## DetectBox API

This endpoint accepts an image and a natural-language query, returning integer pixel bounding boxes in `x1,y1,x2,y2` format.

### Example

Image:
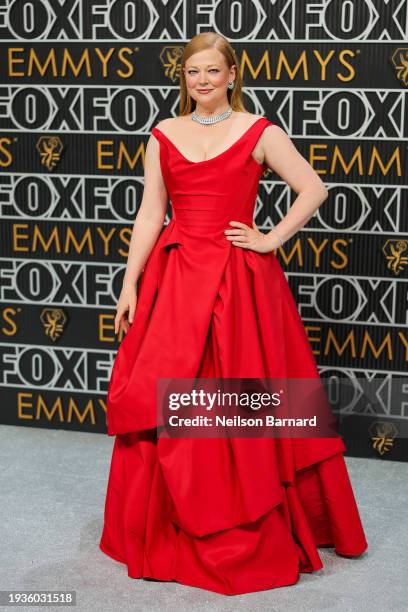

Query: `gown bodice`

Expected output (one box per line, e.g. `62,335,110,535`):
151,116,273,237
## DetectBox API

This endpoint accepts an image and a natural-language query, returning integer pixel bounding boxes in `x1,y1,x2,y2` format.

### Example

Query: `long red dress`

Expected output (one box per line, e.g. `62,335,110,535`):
99,116,368,596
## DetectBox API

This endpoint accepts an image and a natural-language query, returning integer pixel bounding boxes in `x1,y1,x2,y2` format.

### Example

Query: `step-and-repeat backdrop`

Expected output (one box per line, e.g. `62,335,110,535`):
0,1,407,460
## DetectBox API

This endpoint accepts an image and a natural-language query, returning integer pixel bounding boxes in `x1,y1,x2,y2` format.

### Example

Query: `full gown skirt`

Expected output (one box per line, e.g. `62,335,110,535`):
99,117,368,596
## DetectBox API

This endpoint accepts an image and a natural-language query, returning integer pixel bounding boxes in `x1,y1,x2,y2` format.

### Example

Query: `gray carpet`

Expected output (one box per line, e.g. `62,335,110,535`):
0,425,406,612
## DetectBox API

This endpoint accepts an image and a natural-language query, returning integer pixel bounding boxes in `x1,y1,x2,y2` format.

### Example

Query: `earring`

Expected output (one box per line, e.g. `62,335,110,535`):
228,81,235,90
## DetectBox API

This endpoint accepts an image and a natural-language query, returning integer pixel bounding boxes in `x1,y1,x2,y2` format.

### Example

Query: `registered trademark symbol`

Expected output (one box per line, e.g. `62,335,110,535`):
349,238,353,243
134,47,139,52
13,137,17,142
356,49,361,54
17,308,21,312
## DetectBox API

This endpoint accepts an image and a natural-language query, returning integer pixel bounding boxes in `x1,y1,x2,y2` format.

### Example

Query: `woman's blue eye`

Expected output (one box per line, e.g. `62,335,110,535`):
188,69,219,74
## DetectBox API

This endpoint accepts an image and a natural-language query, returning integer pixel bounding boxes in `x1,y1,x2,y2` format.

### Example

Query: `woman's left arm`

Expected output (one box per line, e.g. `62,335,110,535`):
225,125,328,253
261,125,328,247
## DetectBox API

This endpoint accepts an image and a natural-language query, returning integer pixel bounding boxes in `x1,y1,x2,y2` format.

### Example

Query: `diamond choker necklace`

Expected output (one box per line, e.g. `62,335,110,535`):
191,106,233,125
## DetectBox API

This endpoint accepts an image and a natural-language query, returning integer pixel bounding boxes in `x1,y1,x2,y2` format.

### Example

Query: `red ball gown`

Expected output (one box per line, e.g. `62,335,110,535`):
99,116,368,596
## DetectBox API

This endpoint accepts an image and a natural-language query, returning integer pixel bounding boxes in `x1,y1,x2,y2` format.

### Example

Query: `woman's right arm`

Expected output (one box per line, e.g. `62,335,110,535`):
114,131,167,335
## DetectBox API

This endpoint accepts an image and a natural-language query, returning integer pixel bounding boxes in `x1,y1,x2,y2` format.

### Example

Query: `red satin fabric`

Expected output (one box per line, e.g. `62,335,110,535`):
99,117,368,595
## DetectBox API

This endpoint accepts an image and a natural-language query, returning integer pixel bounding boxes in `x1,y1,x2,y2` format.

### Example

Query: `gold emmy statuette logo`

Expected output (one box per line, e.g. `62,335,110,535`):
40,308,67,341
160,46,184,82
369,420,398,456
390,48,408,87
382,239,408,275
36,136,64,170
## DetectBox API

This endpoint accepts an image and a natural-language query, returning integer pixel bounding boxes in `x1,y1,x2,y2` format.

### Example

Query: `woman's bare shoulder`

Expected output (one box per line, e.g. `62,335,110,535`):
154,116,189,135
239,112,263,120
232,111,267,128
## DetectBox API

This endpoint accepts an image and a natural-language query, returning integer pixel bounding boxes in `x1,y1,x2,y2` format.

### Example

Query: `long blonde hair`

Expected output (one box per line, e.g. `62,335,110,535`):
179,32,247,116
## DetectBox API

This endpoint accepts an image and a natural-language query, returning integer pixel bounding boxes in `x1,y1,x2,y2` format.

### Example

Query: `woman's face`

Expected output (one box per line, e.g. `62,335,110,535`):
183,48,236,107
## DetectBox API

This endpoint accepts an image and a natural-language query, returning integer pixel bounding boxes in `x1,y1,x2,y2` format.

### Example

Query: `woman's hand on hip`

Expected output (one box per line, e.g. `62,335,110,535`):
224,221,279,253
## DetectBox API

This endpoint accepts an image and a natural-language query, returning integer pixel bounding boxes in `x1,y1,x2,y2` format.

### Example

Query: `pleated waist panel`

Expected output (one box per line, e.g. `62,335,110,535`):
171,195,254,231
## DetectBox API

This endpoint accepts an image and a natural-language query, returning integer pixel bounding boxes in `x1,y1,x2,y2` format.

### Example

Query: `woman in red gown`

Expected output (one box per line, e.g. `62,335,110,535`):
99,32,368,596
